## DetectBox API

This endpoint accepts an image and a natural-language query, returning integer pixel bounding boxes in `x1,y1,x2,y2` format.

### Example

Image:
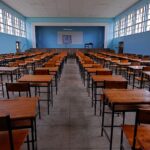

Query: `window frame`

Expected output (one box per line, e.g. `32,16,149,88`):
0,8,26,37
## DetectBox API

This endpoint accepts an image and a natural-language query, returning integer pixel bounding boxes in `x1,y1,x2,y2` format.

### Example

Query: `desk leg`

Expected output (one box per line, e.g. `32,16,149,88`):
119,66,121,75
10,72,13,82
55,73,58,94
83,69,85,86
91,79,93,107
140,72,144,89
51,81,53,106
87,73,90,95
34,118,37,142
101,99,106,136
110,106,115,150
88,75,91,96
47,83,50,114
94,82,97,115
133,70,135,89
31,119,35,150
115,65,117,75
120,112,125,149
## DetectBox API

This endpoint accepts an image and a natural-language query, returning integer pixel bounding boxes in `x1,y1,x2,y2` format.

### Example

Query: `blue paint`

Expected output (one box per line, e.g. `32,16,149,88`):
36,26,104,48
26,17,113,48
0,32,27,54
0,1,27,54
112,0,150,54
112,32,150,55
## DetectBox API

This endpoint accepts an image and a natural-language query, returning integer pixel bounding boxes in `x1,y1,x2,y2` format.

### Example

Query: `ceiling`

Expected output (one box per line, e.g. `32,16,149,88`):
2,0,139,18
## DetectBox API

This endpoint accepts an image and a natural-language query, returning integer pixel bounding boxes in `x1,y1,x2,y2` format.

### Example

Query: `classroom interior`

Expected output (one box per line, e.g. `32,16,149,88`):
0,0,150,150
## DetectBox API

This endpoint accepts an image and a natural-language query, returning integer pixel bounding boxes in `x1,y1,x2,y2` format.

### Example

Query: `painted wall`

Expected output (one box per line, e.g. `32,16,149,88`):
0,1,114,52
112,32,150,55
0,33,27,54
26,17,114,49
112,0,150,55
0,1,28,54
36,26,104,48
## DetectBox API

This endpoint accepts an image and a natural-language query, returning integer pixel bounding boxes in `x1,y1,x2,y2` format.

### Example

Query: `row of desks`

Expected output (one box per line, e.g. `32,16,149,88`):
77,54,150,150
99,52,150,64
102,89,150,150
0,54,67,150
0,97,38,150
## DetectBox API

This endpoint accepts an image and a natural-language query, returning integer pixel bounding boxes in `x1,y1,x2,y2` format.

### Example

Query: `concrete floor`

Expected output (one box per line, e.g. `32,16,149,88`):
29,58,133,150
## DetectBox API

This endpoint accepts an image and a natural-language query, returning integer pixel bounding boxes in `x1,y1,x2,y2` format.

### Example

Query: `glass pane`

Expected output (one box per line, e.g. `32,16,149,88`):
146,20,150,31
0,23,4,32
0,9,2,23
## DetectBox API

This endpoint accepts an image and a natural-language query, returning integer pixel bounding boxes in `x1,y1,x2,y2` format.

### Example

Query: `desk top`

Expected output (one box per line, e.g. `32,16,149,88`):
104,58,111,61
83,64,102,68
110,60,120,63
103,89,150,105
92,75,126,82
82,64,94,68
18,62,28,66
55,62,61,66
116,62,131,66
139,60,150,63
128,66,145,70
85,68,109,73
18,75,53,83
0,67,18,71
0,97,38,119
143,71,150,76
36,67,59,72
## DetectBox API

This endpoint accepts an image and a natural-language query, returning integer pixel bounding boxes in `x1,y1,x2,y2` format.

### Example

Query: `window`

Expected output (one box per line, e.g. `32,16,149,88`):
14,17,20,36
20,20,26,37
114,2,150,38
146,4,150,31
135,7,145,33
4,11,13,34
114,21,119,38
0,9,4,32
120,17,126,36
0,9,26,37
126,13,134,35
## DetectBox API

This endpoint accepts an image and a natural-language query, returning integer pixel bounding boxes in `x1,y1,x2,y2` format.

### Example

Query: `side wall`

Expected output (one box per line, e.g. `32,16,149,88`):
112,0,150,55
0,1,28,54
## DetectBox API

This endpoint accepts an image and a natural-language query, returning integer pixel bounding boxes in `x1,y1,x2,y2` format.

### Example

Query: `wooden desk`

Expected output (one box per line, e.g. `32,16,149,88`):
18,75,53,114
0,97,38,150
25,60,36,71
114,62,131,75
102,89,150,150
85,68,109,73
79,64,94,86
140,71,150,89
0,67,19,82
35,67,59,94
82,64,93,68
85,68,109,95
91,75,127,115
36,67,59,72
128,66,145,88
139,60,150,65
